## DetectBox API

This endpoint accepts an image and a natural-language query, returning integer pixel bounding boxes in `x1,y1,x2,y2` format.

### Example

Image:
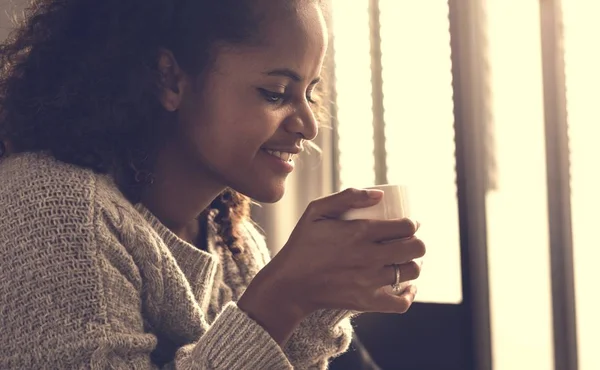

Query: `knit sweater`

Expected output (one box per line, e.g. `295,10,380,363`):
0,153,353,369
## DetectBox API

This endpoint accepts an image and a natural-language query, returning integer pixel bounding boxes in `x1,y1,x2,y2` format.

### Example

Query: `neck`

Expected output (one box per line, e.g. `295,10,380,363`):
139,144,225,242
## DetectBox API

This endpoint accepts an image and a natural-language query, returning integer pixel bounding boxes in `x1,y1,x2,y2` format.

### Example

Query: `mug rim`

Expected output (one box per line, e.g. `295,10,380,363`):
363,184,407,189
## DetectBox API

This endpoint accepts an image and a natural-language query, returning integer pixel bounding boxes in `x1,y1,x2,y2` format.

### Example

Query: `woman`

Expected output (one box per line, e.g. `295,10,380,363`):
0,0,425,368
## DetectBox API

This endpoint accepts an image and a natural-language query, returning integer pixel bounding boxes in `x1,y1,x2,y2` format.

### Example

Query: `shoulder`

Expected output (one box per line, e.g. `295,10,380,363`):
0,152,99,232
0,152,142,247
0,154,160,367
0,152,98,202
0,151,158,301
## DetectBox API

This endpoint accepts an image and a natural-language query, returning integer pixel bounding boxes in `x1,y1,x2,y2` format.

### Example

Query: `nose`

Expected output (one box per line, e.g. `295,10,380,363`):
283,103,319,141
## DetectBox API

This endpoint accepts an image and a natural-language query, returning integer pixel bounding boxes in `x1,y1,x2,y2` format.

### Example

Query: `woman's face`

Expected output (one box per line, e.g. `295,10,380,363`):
168,1,328,203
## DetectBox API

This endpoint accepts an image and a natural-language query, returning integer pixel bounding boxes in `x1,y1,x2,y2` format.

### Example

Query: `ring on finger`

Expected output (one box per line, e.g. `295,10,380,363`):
392,264,401,292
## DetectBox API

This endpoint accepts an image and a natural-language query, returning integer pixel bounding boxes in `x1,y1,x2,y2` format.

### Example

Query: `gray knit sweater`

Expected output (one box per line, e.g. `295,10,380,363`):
0,153,352,369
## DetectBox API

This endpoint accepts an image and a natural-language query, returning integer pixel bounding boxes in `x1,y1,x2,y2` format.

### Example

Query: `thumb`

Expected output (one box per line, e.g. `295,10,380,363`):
306,188,383,220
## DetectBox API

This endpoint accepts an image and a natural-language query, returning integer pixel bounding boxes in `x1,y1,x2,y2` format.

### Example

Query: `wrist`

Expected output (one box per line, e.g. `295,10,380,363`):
238,269,306,346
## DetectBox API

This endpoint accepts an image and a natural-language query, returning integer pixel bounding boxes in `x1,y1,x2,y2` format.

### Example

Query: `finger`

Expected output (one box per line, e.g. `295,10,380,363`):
375,237,426,265
359,218,419,242
371,284,418,314
397,283,418,306
413,257,425,270
305,188,384,220
388,280,414,295
372,261,422,288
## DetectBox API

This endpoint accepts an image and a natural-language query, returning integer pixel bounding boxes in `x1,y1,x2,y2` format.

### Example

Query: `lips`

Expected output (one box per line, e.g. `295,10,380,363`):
263,149,294,162
261,143,303,162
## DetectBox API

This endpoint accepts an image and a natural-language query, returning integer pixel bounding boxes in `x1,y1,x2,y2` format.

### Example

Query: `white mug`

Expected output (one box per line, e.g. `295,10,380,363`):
341,184,410,221
340,184,414,295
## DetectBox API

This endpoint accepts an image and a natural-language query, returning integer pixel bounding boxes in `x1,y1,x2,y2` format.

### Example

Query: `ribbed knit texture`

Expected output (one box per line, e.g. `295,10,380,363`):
0,153,352,369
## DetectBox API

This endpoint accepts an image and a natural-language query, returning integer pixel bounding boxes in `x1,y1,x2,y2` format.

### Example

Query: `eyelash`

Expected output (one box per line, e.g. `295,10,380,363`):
259,89,316,105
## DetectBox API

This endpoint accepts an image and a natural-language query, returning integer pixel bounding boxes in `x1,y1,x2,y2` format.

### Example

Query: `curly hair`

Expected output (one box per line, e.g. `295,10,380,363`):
0,0,308,255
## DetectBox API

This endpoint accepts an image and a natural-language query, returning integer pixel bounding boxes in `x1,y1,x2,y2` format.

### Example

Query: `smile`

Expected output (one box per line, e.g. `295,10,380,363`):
263,149,294,162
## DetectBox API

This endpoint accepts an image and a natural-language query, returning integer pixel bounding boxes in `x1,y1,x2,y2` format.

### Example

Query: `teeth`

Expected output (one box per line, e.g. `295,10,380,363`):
265,149,293,162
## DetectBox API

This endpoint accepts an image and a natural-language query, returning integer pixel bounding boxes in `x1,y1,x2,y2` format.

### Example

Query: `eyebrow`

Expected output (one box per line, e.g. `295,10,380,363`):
264,68,321,85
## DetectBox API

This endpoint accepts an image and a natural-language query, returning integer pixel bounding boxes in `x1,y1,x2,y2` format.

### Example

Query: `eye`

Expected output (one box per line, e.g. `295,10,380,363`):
258,89,286,104
306,85,318,104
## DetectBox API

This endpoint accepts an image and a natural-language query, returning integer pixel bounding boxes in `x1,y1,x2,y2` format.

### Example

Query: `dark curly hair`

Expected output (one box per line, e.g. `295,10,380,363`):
0,0,330,255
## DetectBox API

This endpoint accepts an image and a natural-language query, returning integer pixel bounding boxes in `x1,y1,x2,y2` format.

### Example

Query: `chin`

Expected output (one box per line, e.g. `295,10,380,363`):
251,186,286,204
234,180,287,204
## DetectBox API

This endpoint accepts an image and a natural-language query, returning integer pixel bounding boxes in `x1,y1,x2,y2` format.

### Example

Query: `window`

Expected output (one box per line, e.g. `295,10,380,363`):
328,0,591,369
485,0,554,368
331,0,462,305
253,1,592,368
563,3,600,370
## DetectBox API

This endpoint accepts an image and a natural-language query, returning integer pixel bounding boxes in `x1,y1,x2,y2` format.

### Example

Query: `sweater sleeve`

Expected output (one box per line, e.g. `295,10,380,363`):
168,303,294,369
0,169,292,369
244,221,354,369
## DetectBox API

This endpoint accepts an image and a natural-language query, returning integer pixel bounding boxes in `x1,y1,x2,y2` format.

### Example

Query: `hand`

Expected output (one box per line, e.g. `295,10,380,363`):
239,188,426,344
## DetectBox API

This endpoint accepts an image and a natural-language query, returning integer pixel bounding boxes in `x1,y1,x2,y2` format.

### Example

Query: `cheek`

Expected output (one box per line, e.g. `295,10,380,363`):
173,101,229,168
178,113,258,167
217,102,282,148
177,88,283,166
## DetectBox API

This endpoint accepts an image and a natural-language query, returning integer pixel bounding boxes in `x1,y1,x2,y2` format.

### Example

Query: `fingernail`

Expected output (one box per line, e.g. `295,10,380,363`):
366,189,384,199
408,217,420,229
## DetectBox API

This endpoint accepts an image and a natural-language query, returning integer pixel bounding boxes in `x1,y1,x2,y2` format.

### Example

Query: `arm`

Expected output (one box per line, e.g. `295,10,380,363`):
243,221,354,369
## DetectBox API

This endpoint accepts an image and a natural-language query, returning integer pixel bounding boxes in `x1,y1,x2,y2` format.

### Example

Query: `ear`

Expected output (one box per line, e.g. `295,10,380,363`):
157,48,188,112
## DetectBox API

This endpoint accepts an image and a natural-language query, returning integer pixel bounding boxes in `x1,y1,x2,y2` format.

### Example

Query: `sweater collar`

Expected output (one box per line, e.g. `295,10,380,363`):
133,203,218,311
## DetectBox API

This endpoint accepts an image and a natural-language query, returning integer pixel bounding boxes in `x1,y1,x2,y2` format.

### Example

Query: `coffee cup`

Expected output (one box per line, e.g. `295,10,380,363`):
341,184,415,295
341,184,410,221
